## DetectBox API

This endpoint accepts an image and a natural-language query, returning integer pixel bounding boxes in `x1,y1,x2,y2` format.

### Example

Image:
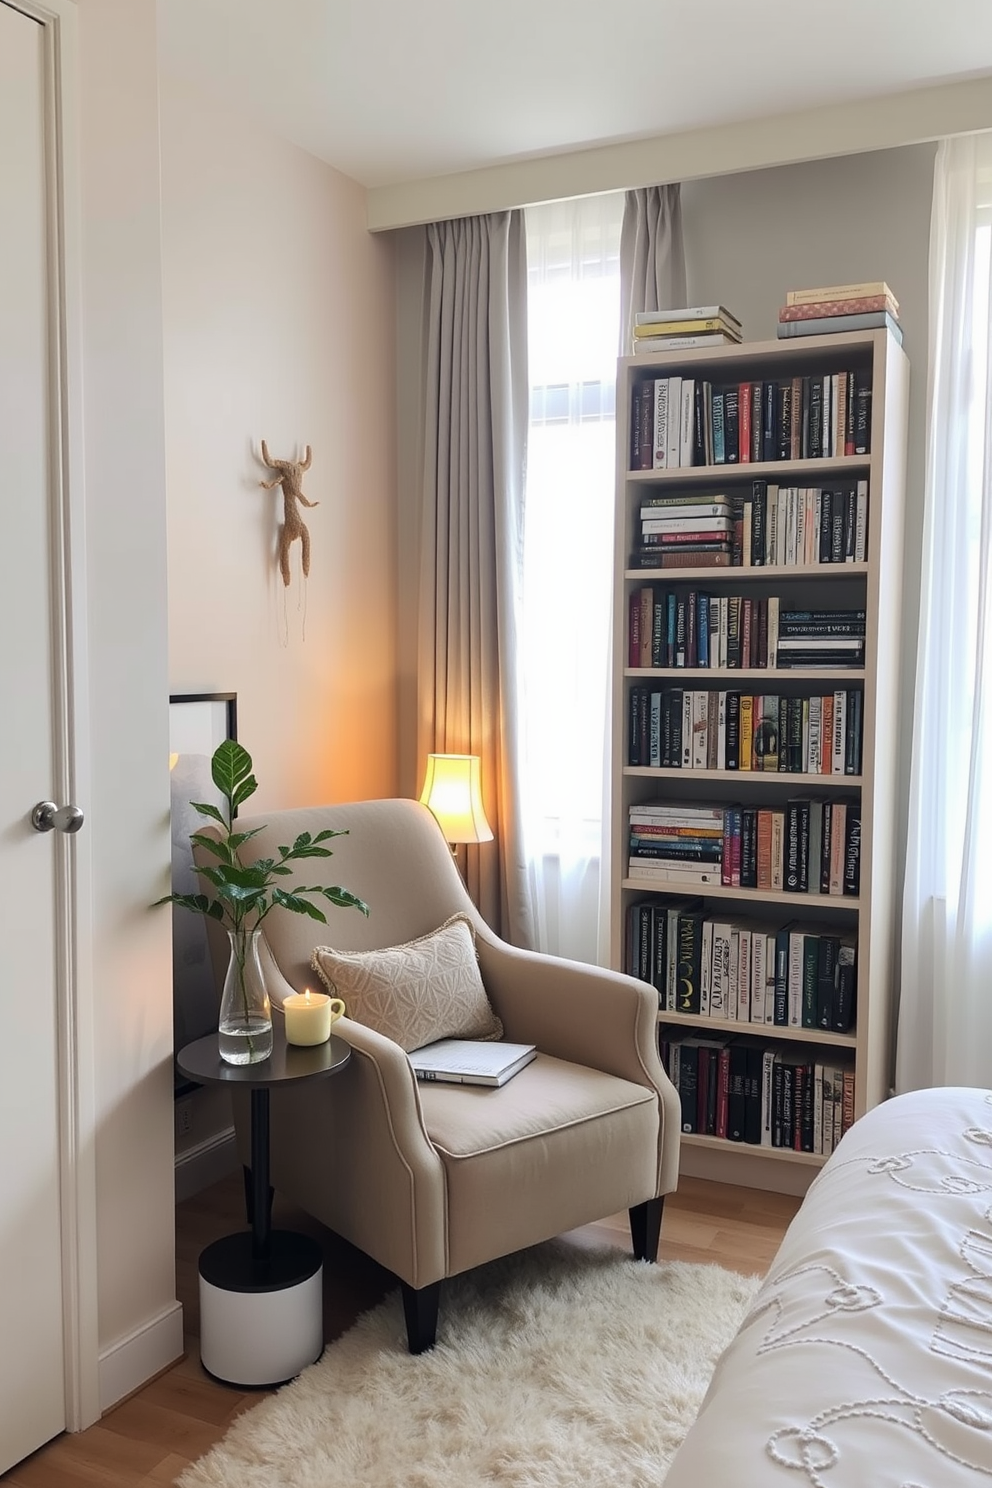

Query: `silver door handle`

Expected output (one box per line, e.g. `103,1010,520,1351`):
31,801,84,834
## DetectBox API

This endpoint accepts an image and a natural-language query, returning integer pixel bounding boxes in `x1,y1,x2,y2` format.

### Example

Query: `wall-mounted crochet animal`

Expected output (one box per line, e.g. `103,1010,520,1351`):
259,440,318,587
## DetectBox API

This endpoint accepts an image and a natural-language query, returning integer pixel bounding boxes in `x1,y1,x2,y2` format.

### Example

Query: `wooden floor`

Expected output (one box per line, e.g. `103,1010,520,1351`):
3,1172,801,1487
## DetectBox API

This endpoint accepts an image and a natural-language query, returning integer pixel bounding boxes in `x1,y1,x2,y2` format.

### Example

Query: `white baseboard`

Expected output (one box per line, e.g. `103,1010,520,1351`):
98,1300,184,1412
175,1126,239,1204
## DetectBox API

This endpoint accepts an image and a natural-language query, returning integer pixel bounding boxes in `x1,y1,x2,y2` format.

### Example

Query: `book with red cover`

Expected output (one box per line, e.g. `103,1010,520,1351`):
628,590,642,667
779,294,897,321
630,548,732,570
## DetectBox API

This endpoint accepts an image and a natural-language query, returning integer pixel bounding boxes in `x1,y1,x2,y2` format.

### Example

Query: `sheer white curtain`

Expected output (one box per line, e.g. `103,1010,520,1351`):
520,193,623,964
896,132,992,1092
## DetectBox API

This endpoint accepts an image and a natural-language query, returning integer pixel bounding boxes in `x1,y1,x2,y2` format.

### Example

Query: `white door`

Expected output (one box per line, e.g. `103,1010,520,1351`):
0,0,68,1469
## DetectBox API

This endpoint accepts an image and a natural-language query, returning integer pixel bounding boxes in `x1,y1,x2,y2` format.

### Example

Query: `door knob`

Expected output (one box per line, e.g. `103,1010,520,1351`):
31,801,85,834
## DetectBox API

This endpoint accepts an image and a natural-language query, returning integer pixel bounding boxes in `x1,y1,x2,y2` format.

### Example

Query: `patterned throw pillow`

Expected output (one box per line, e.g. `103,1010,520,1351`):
310,913,503,1052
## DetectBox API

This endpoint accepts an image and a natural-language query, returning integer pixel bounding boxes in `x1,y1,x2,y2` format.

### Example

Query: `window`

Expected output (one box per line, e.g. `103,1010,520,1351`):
520,193,623,962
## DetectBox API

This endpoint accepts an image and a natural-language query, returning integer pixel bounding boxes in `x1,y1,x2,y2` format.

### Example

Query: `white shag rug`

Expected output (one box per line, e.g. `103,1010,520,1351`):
178,1240,761,1488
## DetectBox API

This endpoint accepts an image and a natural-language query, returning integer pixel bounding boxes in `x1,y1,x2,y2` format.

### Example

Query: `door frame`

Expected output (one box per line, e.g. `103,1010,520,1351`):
8,0,100,1431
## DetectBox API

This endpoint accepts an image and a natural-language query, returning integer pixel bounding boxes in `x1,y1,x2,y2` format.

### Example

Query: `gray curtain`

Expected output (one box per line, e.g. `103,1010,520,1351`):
418,212,535,948
619,185,687,350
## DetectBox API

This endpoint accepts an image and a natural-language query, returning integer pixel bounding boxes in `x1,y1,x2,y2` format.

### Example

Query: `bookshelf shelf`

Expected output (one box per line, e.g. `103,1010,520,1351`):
611,327,909,1189
621,879,860,910
624,563,869,581
679,1132,826,1166
625,668,867,683
656,1011,857,1048
626,453,870,486
622,767,862,786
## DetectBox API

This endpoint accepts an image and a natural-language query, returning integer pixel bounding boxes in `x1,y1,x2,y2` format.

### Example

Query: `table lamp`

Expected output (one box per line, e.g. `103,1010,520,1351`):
419,753,494,850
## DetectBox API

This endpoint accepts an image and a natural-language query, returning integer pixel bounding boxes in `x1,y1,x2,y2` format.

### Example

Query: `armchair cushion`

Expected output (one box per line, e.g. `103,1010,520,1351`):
311,912,503,1052
418,1053,660,1276
420,1053,656,1158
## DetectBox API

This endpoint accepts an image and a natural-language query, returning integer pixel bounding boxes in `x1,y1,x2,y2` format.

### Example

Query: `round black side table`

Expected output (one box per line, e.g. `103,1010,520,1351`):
176,1027,350,1387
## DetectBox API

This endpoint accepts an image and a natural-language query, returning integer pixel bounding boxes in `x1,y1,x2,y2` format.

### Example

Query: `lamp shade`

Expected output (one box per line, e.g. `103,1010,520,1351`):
419,754,494,844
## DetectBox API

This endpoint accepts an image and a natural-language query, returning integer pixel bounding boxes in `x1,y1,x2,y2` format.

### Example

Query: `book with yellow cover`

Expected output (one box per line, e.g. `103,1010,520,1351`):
633,333,738,353
739,696,754,771
634,317,740,338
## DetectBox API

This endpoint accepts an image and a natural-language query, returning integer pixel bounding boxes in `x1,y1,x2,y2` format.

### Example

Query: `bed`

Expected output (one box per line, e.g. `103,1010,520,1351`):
663,1085,992,1486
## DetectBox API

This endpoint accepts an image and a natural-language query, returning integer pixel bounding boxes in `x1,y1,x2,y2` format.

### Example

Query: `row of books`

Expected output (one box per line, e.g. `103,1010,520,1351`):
627,687,864,775
660,1030,856,1153
627,898,856,1030
630,370,872,471
628,591,866,671
632,304,742,355
627,798,862,896
632,482,869,573
777,281,903,345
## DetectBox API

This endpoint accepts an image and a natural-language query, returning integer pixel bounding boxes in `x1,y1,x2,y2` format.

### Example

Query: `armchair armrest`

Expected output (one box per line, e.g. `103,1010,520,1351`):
476,932,660,1082
476,931,681,1196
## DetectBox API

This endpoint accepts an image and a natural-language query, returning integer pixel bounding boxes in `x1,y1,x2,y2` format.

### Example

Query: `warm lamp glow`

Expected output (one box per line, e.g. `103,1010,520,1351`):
419,754,494,845
169,752,180,771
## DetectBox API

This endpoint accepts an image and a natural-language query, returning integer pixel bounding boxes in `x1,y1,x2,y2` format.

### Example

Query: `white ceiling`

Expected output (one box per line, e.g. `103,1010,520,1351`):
157,0,992,190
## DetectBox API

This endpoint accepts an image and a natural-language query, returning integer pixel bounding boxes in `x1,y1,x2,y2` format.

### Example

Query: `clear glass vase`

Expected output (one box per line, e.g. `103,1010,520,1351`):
218,927,272,1065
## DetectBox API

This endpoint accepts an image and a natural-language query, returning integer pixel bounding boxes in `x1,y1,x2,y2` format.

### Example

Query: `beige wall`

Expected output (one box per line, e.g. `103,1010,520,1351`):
77,0,179,1397
681,142,936,875
160,78,399,814
69,13,403,1408
393,226,428,800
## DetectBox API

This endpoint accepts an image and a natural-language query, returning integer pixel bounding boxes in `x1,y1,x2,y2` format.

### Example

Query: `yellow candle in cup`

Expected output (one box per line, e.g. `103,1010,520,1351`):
283,988,345,1046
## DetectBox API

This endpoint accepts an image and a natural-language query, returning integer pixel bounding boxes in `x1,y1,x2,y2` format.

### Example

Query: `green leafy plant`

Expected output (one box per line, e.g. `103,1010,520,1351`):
156,738,370,931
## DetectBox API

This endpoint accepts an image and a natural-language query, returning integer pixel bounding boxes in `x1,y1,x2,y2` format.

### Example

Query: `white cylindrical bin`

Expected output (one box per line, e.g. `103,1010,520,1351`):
198,1231,323,1387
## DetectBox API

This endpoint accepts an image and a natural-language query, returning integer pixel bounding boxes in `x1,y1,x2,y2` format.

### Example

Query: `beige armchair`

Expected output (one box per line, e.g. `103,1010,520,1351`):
202,798,681,1352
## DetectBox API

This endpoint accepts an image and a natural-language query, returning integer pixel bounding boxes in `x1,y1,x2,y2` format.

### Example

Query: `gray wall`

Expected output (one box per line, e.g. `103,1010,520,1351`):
682,141,935,933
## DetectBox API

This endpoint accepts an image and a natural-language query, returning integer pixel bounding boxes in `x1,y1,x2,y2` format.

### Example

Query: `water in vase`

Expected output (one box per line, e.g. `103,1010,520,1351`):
218,1017,273,1065
218,927,272,1064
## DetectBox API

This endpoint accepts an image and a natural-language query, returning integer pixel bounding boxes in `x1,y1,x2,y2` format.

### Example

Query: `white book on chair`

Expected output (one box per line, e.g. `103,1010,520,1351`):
408,1039,537,1087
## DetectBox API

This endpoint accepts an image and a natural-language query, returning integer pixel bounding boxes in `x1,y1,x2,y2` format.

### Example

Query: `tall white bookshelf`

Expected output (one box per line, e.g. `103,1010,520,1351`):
610,328,909,1194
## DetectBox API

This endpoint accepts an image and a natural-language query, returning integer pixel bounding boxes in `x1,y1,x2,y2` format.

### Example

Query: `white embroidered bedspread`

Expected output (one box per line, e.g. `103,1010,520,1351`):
663,1086,992,1486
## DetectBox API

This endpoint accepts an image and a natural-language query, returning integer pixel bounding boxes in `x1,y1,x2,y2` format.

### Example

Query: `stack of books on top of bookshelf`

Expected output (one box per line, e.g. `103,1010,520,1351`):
633,304,742,355
777,282,902,345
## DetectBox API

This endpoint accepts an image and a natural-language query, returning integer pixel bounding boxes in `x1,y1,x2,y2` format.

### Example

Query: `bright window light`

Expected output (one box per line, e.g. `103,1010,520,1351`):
519,193,623,960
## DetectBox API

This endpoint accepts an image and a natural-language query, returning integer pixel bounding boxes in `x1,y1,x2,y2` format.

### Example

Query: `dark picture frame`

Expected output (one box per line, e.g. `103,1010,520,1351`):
169,693,238,1086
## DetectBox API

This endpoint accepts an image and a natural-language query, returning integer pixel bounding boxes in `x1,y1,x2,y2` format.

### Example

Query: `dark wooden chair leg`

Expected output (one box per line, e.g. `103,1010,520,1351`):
400,1280,442,1354
242,1164,274,1228
629,1195,665,1262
